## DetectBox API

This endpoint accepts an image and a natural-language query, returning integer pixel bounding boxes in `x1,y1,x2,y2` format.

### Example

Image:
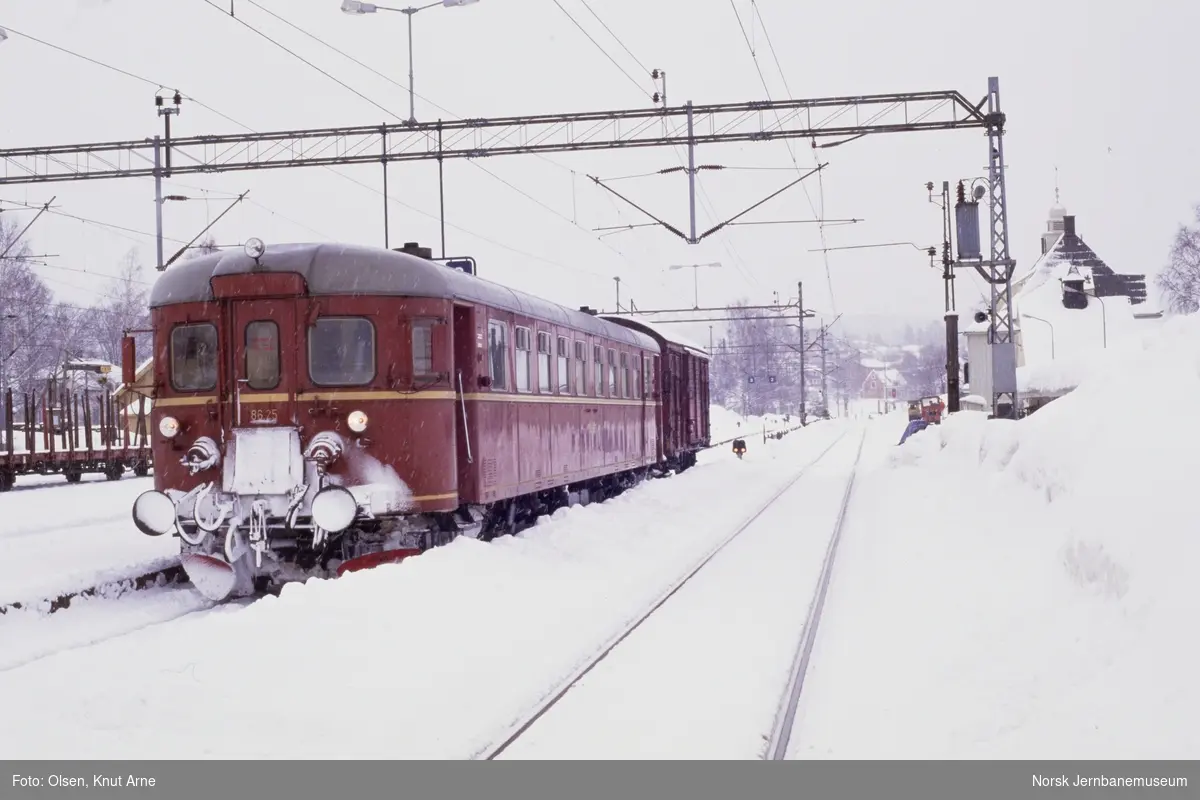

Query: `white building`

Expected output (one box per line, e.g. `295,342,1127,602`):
963,198,1162,414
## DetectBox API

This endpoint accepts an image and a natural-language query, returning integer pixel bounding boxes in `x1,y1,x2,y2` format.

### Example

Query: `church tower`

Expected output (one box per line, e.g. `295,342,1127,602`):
1042,178,1067,255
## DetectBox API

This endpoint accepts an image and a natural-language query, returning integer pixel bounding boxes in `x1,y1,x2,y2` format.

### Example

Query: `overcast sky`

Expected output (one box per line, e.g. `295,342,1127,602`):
1,0,1197,345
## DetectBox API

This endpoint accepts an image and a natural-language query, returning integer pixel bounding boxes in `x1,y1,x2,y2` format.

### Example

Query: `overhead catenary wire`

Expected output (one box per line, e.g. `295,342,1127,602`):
200,0,640,276
5,18,615,281
0,29,342,250
730,0,837,308
549,0,763,291
550,0,648,97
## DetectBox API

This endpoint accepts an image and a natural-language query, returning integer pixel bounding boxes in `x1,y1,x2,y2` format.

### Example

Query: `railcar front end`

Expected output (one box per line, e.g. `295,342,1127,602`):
127,247,466,602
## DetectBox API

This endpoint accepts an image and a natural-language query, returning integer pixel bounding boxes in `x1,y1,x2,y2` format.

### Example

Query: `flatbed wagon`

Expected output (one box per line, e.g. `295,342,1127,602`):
0,385,153,491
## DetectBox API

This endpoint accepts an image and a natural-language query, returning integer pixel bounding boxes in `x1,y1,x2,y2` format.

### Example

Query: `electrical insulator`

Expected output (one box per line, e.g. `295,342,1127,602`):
155,95,163,107
173,91,182,106
652,92,660,103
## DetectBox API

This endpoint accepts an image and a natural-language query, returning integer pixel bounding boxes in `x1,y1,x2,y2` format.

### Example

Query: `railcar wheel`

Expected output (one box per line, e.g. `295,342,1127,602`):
0,471,13,492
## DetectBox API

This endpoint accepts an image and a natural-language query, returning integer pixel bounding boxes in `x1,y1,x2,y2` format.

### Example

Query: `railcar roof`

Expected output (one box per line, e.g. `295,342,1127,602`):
150,242,659,351
598,315,710,360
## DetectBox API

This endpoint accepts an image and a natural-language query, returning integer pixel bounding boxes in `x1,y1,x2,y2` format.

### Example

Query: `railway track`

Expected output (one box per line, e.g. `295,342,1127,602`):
473,425,864,760
5,421,803,621
0,564,187,617
764,429,866,760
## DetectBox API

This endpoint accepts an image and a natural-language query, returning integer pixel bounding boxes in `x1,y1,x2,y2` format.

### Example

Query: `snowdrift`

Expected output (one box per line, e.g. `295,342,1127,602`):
709,405,792,443
797,313,1200,758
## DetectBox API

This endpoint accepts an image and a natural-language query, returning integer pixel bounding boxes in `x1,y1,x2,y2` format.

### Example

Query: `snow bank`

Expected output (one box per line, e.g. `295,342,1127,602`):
0,476,180,605
708,405,792,443
793,314,1200,758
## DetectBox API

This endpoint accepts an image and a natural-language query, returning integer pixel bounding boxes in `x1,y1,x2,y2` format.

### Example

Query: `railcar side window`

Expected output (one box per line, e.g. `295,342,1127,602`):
537,331,552,393
245,320,280,390
308,317,376,386
608,348,618,396
574,341,586,395
593,344,603,396
514,326,531,392
557,336,570,394
488,320,509,390
412,320,434,378
620,352,630,399
170,323,218,392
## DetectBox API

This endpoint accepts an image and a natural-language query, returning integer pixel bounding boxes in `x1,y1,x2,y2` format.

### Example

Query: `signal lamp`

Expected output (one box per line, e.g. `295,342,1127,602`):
159,415,181,438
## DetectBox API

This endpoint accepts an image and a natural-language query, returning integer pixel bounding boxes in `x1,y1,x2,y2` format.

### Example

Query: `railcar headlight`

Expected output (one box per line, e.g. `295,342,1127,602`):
311,485,358,533
347,410,369,433
159,415,181,438
132,490,176,537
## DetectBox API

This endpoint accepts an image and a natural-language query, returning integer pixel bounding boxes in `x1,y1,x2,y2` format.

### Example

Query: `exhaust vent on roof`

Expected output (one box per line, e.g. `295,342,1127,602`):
394,242,433,260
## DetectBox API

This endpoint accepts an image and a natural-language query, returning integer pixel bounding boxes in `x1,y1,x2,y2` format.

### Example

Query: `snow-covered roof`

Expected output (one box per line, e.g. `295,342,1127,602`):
113,356,155,397
597,315,709,358
966,209,1162,400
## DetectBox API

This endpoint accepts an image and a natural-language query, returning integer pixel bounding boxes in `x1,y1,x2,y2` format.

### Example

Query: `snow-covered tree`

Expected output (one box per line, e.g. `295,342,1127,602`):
1157,206,1200,314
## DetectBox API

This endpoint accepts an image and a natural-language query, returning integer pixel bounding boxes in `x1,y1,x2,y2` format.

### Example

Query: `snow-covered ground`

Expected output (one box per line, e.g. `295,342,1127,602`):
0,474,180,606
4,336,1196,761
791,313,1200,758
0,419,846,758
1,405,781,608
495,425,869,759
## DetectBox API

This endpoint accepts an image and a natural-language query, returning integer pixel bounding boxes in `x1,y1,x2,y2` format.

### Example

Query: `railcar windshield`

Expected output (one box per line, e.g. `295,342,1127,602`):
170,323,218,392
308,317,376,386
245,320,280,390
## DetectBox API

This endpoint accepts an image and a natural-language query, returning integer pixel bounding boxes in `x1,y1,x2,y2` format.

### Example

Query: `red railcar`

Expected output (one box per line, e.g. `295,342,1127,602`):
128,240,710,600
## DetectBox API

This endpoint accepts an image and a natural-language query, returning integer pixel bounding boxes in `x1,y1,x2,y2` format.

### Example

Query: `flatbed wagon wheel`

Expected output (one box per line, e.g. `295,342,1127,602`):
65,468,82,484
105,463,124,481
134,462,149,478
0,471,13,492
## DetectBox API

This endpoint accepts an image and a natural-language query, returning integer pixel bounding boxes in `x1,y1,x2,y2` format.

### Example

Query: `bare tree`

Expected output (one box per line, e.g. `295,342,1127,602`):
1157,205,1200,314
0,216,58,399
710,300,807,417
88,248,151,367
910,343,948,396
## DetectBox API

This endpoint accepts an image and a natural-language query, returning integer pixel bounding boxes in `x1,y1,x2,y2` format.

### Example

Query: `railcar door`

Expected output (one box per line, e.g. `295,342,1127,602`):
229,300,297,429
452,304,478,499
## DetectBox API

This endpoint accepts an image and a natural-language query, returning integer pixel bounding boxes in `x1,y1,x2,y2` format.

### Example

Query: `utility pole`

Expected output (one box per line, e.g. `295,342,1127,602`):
797,281,806,425
154,91,182,271
937,180,961,412
819,323,829,418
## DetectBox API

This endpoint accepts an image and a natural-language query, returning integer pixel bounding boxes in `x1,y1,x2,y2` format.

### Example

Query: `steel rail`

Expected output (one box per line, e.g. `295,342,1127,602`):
764,428,868,759
473,427,852,760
